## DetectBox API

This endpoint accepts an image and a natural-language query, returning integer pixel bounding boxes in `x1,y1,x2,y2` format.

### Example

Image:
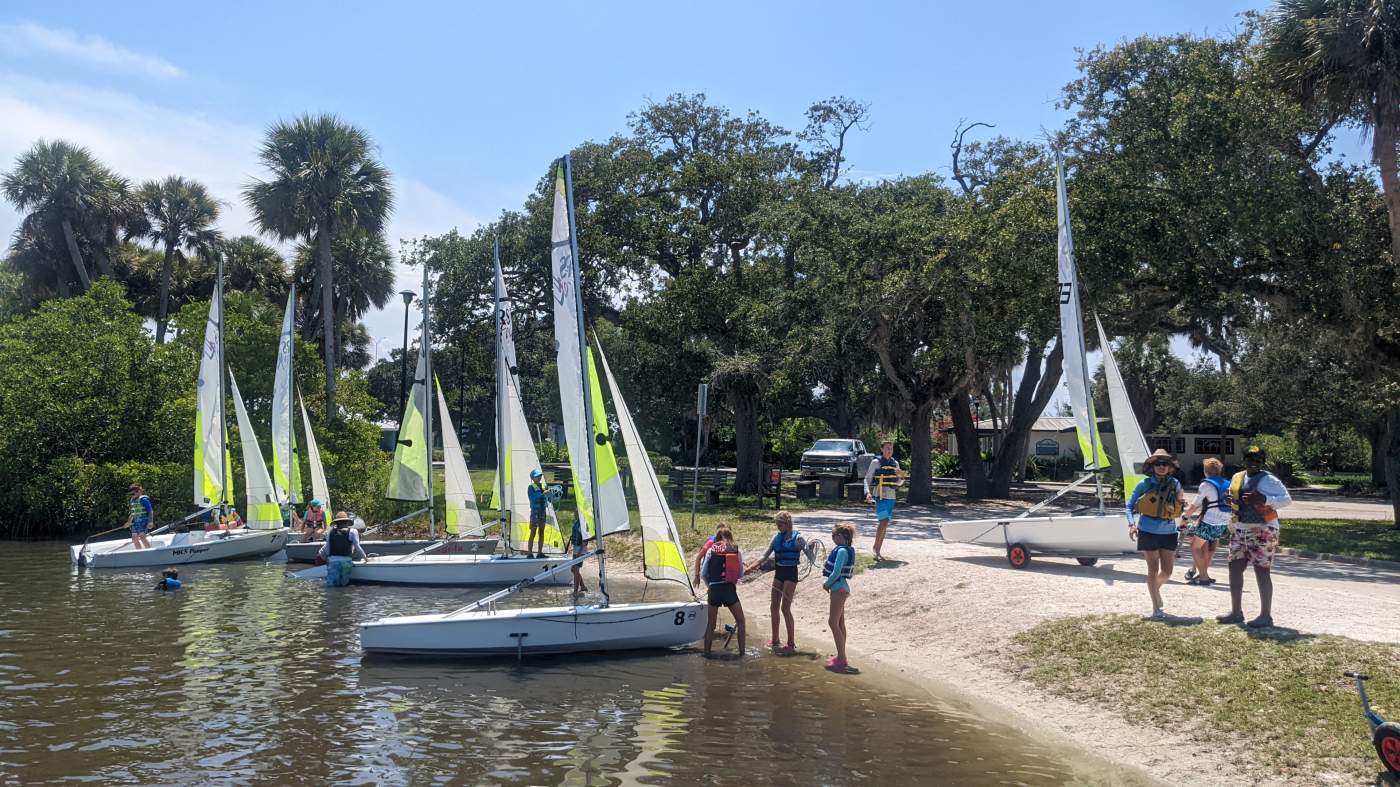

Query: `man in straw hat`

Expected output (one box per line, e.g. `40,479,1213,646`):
1126,448,1186,621
317,511,367,587
1217,446,1292,629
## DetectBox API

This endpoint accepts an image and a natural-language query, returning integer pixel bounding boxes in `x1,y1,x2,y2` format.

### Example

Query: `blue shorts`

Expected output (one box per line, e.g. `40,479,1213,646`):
875,498,896,521
131,520,150,535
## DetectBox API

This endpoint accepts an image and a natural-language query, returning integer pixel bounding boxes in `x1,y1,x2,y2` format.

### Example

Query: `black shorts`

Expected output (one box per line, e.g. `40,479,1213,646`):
707,583,740,607
1137,530,1179,552
773,564,799,583
529,509,546,530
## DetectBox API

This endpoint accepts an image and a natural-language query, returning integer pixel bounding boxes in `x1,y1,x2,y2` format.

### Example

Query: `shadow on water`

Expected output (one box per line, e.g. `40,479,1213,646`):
0,541,1082,785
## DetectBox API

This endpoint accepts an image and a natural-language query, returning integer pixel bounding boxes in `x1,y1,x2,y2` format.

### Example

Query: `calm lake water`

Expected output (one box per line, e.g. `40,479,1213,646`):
0,541,1078,785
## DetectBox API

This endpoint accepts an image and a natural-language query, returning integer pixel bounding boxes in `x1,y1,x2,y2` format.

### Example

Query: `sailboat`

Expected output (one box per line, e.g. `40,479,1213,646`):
940,155,1138,567
72,255,289,568
359,156,704,655
287,263,571,586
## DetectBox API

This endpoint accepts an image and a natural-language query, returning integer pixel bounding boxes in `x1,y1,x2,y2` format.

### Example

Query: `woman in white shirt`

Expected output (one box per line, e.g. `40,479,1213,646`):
1182,457,1231,586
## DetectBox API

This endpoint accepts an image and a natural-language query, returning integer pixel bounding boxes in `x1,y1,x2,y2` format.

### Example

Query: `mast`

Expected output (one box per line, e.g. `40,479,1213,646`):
287,285,297,506
563,154,609,607
493,236,509,545
216,250,229,522
1057,153,1105,514
422,262,436,537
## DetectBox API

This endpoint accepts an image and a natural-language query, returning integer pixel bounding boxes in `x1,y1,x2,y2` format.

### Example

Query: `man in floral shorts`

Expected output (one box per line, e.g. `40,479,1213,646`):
1216,446,1292,629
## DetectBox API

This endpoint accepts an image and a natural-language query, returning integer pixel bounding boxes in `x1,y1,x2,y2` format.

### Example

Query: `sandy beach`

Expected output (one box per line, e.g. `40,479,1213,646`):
725,498,1400,786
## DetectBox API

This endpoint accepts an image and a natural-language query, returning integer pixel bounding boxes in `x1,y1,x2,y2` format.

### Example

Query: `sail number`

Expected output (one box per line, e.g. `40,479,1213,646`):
673,610,687,626
1058,282,1073,305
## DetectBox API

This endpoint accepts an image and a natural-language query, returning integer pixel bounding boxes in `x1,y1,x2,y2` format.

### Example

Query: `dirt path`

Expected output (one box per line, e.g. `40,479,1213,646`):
728,498,1400,786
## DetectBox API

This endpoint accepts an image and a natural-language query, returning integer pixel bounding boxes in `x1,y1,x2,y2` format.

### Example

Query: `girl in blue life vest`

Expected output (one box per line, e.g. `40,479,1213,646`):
822,522,856,672
155,567,181,591
1182,457,1232,586
692,525,746,658
754,511,806,652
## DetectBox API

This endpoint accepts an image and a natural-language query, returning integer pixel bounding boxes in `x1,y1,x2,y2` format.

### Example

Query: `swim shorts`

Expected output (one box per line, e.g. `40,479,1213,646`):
1228,526,1278,568
1136,530,1178,552
875,497,896,521
774,564,799,583
707,583,740,607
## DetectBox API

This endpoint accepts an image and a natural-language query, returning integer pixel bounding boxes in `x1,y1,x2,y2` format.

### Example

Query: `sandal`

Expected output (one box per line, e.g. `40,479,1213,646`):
1184,568,1197,581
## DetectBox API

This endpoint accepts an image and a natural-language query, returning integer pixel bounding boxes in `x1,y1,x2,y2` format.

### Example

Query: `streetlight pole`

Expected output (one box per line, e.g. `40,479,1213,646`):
397,289,416,423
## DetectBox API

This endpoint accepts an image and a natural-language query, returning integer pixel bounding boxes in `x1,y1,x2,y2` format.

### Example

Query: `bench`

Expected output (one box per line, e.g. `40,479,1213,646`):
669,467,731,506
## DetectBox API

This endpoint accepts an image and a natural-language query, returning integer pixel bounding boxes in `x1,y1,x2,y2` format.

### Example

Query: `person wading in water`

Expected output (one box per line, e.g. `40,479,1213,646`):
1217,446,1292,629
862,441,901,561
317,512,367,587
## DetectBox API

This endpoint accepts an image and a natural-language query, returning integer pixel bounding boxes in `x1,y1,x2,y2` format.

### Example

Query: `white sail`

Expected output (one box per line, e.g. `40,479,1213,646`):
194,272,231,508
1055,155,1108,470
596,341,691,589
550,163,628,539
1096,315,1150,496
298,391,330,511
436,378,484,536
228,371,281,529
386,343,431,502
271,289,299,504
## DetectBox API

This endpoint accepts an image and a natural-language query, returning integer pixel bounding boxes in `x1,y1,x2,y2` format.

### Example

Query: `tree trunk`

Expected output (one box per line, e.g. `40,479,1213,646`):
155,243,175,344
730,388,763,493
1368,415,1389,488
949,390,989,498
60,219,92,292
93,245,114,278
1386,405,1400,529
1374,119,1400,269
907,400,934,504
317,220,337,417
989,340,1065,497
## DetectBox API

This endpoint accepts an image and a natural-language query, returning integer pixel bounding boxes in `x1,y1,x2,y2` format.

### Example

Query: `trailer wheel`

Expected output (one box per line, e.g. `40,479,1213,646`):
1076,557,1099,567
1376,722,1400,777
1007,543,1031,569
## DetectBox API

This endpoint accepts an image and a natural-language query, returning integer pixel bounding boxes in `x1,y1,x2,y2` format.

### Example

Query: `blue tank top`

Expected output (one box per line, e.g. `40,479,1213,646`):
771,531,802,567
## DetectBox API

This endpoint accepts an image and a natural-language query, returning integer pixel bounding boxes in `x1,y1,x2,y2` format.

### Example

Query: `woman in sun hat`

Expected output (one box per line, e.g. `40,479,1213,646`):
1126,448,1186,621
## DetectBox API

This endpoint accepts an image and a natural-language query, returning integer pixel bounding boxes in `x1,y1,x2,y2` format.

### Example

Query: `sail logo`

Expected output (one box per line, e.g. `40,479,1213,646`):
498,307,513,342
554,254,575,307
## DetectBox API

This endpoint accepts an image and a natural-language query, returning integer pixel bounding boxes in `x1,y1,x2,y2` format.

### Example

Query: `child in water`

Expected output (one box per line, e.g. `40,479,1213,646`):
694,525,746,658
155,567,181,591
822,523,856,672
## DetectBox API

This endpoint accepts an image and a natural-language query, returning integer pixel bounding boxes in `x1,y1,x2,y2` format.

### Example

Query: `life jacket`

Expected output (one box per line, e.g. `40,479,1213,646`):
157,577,181,591
328,526,354,557
1134,478,1183,520
129,496,151,526
1230,471,1279,526
704,542,742,584
872,456,899,488
1199,476,1232,514
823,544,855,580
772,531,803,567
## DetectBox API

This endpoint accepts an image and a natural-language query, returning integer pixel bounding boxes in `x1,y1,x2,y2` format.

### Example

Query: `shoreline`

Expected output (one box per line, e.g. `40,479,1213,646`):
719,499,1400,786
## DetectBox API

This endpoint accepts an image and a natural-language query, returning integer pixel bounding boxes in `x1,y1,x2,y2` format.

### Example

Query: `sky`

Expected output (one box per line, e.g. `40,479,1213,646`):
0,0,1307,375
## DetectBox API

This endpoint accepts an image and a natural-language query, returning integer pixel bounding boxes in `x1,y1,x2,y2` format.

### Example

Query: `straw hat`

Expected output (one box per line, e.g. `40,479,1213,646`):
1143,448,1179,469
331,510,354,526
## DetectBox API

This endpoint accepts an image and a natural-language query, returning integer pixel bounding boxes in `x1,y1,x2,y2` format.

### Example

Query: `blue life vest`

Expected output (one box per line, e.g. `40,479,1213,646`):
130,495,152,527
157,577,181,591
1200,476,1232,513
823,544,855,580
772,531,803,567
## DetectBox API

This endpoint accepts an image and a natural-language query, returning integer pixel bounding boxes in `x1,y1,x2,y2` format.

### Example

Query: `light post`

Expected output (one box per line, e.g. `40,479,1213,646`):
398,290,416,422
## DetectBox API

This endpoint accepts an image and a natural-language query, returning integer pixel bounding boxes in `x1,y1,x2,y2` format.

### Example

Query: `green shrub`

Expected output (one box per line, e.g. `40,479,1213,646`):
1251,433,1301,483
932,451,961,478
648,451,674,474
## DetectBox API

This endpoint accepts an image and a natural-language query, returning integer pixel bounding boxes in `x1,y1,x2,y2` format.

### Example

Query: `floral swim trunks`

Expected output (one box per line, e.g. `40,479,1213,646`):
1228,526,1279,568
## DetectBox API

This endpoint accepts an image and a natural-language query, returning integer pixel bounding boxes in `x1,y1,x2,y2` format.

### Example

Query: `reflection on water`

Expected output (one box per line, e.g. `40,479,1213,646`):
0,542,1075,785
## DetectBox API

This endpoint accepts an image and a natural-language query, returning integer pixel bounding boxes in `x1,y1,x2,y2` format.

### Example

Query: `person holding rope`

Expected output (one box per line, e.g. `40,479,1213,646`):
752,511,806,653
125,483,153,550
863,441,900,561
527,469,550,558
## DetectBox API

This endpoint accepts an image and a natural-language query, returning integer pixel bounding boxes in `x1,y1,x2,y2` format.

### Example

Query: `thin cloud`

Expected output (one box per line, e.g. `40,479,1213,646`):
0,21,183,80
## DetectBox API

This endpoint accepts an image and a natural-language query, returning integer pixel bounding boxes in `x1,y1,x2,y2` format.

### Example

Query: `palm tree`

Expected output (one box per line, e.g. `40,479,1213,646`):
244,114,394,416
294,228,394,368
135,176,222,343
1,140,128,295
1262,1,1400,262
217,235,290,304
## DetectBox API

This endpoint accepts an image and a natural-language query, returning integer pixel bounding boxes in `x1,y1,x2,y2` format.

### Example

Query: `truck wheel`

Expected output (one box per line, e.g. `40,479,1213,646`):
1376,722,1400,777
1007,543,1031,569
1076,557,1099,567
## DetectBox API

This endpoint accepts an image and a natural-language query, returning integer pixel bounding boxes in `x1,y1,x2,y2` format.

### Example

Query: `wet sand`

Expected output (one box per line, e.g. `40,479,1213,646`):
725,498,1400,787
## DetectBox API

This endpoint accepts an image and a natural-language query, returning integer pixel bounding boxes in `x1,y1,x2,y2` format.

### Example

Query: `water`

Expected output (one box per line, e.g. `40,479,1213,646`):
0,541,1077,785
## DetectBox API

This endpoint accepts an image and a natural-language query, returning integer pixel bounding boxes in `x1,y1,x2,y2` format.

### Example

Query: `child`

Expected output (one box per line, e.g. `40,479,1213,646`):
693,525,746,657
822,522,856,672
155,567,181,591
527,469,549,558
569,517,590,597
754,511,805,652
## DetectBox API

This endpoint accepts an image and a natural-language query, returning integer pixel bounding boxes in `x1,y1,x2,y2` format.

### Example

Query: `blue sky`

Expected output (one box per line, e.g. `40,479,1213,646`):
0,0,1288,366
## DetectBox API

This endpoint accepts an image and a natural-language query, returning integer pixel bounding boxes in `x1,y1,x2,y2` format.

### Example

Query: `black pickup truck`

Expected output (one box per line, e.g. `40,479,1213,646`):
799,439,875,480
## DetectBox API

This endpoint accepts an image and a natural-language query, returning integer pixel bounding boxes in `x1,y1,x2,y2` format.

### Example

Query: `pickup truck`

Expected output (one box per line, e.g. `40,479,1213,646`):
799,439,875,480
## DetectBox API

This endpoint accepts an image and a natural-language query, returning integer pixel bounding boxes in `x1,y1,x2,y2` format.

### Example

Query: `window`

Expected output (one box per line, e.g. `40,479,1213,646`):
1149,437,1173,452
1035,439,1059,457
1225,438,1235,455
1195,437,1222,455
1175,438,1186,454
856,441,865,453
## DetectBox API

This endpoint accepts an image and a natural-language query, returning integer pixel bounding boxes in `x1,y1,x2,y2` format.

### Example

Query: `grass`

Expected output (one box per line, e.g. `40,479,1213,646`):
1012,615,1400,784
1285,518,1400,563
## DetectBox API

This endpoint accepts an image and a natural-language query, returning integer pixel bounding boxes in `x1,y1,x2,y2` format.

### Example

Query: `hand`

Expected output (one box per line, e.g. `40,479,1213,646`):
865,494,873,504
1242,490,1266,506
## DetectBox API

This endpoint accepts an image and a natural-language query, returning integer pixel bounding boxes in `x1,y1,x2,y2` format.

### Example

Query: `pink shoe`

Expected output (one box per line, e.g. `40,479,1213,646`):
767,639,780,648
825,657,849,672
782,642,796,653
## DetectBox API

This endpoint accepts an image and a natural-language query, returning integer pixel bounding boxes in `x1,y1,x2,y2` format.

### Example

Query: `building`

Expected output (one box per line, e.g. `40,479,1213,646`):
945,417,1248,479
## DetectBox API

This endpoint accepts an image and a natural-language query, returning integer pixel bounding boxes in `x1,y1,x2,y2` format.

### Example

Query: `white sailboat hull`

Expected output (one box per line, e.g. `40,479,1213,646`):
282,537,499,564
360,600,707,656
939,514,1137,556
72,528,289,569
290,554,572,586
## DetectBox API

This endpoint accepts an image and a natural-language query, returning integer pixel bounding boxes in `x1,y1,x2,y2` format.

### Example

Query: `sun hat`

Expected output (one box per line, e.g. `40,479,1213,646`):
1142,448,1179,469
332,510,353,525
